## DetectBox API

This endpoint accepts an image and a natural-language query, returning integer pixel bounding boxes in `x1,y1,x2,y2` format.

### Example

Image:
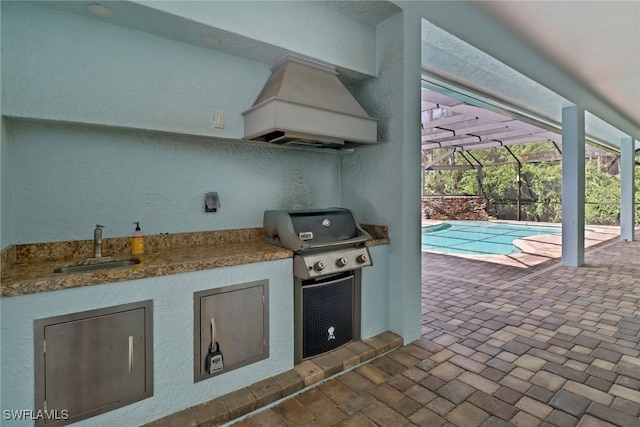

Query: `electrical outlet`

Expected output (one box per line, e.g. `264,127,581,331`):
213,111,224,129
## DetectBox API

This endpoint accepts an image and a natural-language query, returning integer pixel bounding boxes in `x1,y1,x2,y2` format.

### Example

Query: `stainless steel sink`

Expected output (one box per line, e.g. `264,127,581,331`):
53,258,141,274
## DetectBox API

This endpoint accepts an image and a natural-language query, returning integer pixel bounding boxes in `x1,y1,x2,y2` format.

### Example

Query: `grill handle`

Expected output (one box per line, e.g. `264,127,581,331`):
301,235,371,250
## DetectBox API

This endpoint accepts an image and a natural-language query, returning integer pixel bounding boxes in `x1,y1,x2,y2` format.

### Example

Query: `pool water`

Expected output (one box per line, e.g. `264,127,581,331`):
422,221,562,255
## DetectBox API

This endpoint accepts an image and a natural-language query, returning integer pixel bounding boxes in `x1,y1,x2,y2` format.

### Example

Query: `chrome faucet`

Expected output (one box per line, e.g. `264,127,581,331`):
93,224,104,258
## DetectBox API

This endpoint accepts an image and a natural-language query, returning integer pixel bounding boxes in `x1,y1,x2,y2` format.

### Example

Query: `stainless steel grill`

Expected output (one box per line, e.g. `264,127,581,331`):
263,208,372,279
263,208,373,363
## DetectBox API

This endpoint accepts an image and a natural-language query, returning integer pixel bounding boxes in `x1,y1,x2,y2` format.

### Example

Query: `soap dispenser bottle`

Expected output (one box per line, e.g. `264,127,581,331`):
131,222,145,256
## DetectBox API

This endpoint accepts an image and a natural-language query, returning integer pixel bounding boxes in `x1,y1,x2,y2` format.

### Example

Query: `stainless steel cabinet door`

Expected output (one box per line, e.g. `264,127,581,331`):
35,300,153,426
194,280,269,382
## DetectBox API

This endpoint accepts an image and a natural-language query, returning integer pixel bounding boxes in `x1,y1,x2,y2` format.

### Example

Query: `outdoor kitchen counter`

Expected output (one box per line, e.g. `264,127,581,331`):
1,239,293,298
1,225,389,298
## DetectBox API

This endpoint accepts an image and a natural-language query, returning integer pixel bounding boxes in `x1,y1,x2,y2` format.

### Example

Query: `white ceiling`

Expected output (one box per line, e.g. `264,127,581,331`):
333,0,639,130
334,0,638,150
471,1,639,130
416,1,639,152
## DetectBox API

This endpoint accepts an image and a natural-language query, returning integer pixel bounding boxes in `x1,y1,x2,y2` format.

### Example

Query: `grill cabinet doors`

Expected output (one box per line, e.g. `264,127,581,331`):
302,274,354,358
295,271,360,364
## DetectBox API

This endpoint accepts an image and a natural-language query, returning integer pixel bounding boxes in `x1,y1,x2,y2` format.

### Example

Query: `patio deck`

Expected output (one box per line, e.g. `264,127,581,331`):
232,231,640,427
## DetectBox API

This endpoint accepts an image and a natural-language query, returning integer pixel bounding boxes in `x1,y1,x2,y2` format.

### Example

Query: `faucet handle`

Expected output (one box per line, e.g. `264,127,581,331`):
95,224,104,229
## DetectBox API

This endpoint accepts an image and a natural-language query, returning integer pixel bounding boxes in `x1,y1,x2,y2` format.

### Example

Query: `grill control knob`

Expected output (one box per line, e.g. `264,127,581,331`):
336,257,348,267
313,261,326,272
356,254,368,264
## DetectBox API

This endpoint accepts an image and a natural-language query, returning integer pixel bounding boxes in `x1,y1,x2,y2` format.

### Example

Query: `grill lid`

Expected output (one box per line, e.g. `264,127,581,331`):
263,208,371,252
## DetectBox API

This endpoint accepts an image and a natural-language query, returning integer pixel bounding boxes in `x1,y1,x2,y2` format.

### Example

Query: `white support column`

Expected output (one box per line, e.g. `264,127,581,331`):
620,137,635,242
561,106,585,266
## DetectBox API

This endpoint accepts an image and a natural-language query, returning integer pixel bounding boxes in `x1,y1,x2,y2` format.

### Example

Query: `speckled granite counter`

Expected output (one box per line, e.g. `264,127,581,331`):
1,225,389,298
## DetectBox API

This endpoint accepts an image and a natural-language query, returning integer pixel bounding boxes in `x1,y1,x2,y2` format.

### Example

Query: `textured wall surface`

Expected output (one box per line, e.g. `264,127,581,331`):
6,120,339,243
0,260,293,426
340,12,423,344
360,244,390,338
1,118,9,246
0,3,394,424
142,1,378,76
1,2,268,139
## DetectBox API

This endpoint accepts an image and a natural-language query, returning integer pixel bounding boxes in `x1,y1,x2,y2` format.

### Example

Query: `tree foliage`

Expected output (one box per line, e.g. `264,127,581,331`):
423,141,638,225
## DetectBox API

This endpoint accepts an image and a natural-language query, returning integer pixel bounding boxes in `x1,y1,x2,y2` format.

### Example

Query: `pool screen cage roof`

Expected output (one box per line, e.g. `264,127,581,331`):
421,84,618,174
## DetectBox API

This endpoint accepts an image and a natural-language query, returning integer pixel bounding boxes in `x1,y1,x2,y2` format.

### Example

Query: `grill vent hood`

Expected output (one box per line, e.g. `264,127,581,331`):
242,56,378,149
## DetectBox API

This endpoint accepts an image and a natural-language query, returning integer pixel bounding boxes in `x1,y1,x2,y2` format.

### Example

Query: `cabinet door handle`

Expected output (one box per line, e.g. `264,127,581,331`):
128,336,134,373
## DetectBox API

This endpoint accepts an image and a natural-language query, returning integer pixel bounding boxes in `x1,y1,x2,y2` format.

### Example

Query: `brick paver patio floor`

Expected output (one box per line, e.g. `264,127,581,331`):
233,237,640,427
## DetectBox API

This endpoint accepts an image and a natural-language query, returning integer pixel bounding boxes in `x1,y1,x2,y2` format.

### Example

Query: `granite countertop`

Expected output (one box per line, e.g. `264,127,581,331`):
1,225,389,298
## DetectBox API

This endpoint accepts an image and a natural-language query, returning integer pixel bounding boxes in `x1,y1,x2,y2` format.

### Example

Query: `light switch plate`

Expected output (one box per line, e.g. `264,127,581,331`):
213,111,224,129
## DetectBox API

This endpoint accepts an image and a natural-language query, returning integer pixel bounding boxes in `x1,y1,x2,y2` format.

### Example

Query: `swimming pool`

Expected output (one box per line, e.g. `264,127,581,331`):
422,221,562,255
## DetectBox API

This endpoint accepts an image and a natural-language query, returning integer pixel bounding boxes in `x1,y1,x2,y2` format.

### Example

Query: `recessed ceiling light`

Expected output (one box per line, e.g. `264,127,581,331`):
87,4,112,18
200,35,221,47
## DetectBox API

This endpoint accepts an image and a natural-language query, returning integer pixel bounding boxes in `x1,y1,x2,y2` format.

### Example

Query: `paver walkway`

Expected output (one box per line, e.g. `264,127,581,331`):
232,237,640,427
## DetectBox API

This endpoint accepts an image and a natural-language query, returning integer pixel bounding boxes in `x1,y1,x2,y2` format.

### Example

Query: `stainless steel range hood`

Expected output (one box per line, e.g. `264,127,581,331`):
242,56,378,149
